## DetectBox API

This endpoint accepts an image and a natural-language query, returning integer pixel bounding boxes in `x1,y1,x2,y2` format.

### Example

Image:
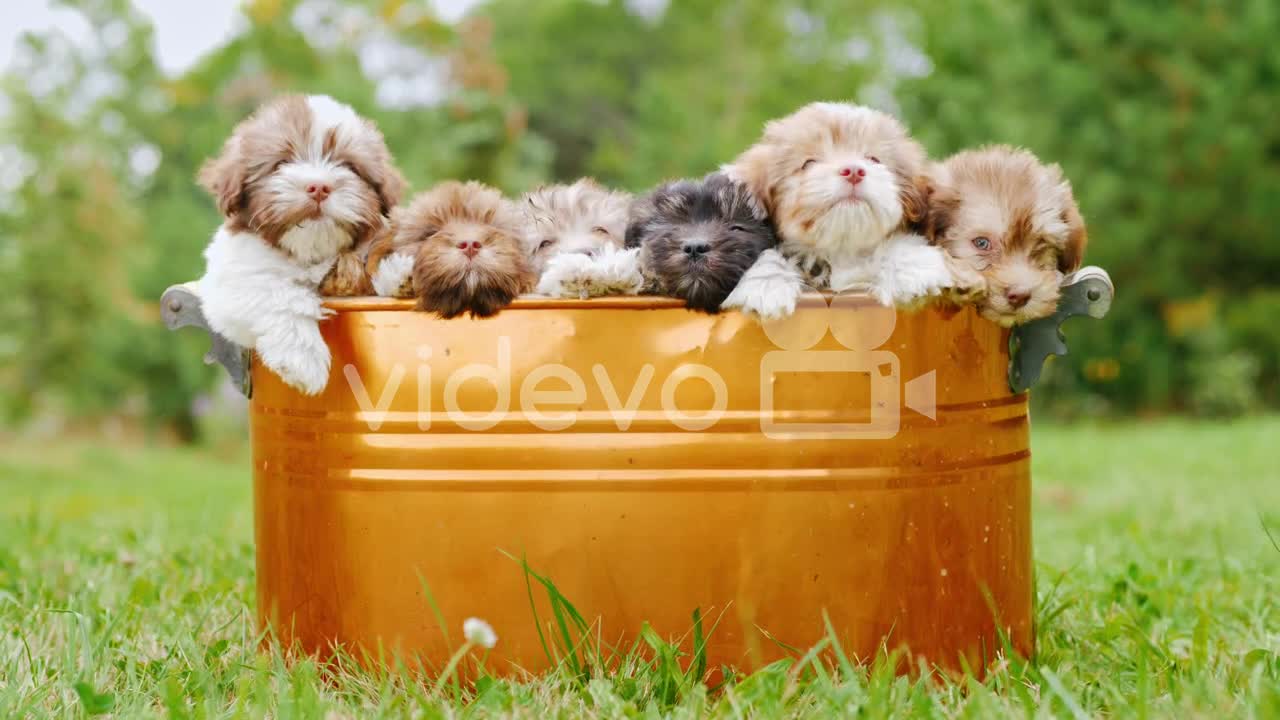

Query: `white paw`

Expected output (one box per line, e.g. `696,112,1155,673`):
944,259,987,304
371,251,415,298
828,261,877,294
536,248,643,299
536,253,596,298
723,251,805,321
270,349,331,396
873,235,954,308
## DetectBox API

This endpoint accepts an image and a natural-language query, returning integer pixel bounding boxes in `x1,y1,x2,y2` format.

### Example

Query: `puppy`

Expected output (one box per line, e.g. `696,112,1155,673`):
927,145,1087,326
197,94,404,395
368,181,534,318
626,172,778,313
722,102,960,320
519,179,642,299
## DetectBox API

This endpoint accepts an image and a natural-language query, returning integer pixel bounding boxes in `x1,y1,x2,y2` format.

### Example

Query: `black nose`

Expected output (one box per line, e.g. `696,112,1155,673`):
683,243,710,257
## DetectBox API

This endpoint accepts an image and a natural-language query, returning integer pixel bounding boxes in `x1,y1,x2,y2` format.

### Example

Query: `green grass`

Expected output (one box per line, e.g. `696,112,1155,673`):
2,419,1279,718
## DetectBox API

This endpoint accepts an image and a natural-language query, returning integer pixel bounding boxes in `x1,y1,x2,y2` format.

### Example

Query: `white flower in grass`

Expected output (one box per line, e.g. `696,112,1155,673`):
463,617,497,649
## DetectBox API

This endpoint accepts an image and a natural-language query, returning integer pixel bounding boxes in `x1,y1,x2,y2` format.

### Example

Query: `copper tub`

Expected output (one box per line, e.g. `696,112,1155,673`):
248,294,1032,674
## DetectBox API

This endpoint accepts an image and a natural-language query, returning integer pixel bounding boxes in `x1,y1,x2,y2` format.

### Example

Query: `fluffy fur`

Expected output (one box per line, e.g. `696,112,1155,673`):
367,181,534,318
318,225,383,297
196,94,404,395
518,179,643,298
535,245,645,299
626,173,778,313
721,102,960,319
928,145,1087,326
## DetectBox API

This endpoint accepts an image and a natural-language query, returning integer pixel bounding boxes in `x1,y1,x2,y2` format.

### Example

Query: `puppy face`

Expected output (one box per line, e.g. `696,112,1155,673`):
198,94,405,262
929,146,1087,326
725,102,928,263
393,181,533,318
520,179,632,275
626,173,777,313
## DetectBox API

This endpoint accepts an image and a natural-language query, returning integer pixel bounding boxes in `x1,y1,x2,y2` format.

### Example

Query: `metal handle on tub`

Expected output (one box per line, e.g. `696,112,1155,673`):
160,283,253,398
1008,266,1114,394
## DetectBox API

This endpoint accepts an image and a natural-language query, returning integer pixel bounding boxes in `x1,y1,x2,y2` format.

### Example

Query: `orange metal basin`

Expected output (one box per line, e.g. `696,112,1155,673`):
251,295,1031,674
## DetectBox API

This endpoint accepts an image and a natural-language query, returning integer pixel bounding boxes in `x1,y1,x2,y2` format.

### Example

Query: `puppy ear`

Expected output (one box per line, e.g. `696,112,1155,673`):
624,218,646,249
1059,201,1087,273
923,181,961,245
898,174,933,232
374,165,406,216
197,137,247,217
358,131,407,216
364,220,399,276
1050,167,1087,273
724,143,777,216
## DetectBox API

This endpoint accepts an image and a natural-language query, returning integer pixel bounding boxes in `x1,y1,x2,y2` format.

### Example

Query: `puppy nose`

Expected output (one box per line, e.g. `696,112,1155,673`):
683,242,710,257
839,166,866,185
305,183,331,202
1005,289,1031,308
457,241,482,258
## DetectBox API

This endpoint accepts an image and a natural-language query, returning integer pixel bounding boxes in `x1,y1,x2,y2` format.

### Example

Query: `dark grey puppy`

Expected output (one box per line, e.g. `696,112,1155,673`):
625,173,778,313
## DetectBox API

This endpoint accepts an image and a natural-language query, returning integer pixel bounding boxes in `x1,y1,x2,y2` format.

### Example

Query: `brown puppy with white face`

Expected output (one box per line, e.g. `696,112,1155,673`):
928,146,1087,326
196,94,403,395
368,181,534,318
722,102,957,319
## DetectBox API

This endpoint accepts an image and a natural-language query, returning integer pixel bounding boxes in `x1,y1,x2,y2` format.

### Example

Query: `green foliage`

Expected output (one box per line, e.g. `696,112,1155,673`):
901,0,1280,414
2,0,1278,433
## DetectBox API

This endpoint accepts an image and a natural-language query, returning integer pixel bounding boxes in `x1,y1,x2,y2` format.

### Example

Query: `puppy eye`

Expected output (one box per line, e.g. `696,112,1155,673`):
972,236,992,251
538,239,555,250
867,156,881,164
591,226,610,237
801,159,817,171
729,224,748,233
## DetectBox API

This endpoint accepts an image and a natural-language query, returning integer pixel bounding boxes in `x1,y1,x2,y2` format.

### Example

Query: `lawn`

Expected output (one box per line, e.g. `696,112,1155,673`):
1,419,1278,718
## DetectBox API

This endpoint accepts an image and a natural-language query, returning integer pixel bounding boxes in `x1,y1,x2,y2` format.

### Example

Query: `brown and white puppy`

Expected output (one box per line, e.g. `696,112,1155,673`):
928,145,1087,326
368,181,534,318
520,179,643,298
197,94,404,395
722,102,959,319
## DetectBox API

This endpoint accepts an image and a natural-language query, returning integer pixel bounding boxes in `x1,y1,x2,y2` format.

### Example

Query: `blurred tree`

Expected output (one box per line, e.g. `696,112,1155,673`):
901,0,1280,414
0,0,551,440
483,0,906,188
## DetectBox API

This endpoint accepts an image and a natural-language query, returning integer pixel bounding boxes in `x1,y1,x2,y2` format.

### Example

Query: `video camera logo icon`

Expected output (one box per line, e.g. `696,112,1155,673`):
759,294,936,440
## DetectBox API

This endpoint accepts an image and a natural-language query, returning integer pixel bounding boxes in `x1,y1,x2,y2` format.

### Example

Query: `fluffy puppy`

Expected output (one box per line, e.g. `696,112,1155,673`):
520,179,643,298
197,94,404,395
722,102,959,319
626,172,778,313
927,145,1088,326
368,181,534,318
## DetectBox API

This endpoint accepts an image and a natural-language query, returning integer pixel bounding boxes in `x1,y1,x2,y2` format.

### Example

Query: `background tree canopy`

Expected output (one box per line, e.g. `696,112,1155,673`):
2,0,1277,439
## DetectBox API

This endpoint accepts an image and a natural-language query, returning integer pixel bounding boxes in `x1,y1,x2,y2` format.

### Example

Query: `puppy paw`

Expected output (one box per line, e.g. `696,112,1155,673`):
942,257,987,305
874,235,955,308
282,356,331,395
257,319,332,395
536,253,597,298
723,250,805,321
536,248,643,299
371,251,416,298
828,261,877,295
